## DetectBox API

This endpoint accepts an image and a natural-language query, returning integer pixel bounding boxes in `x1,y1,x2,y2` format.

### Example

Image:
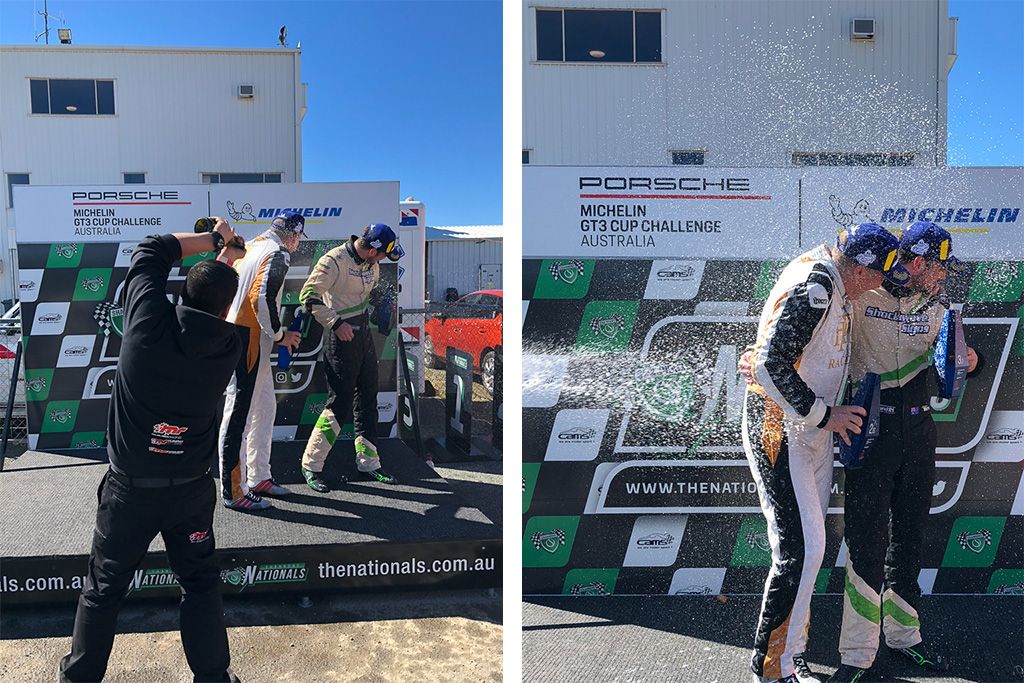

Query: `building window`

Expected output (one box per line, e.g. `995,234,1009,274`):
536,9,662,63
123,173,146,184
202,173,282,184
7,173,29,208
29,78,115,115
523,150,531,164
671,150,705,166
792,152,914,167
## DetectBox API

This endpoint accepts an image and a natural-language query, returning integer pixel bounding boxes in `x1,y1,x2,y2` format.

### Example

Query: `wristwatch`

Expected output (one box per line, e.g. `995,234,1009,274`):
210,230,226,252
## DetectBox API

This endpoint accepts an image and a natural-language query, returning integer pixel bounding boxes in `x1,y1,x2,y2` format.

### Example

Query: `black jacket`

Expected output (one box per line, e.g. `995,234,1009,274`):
106,235,241,478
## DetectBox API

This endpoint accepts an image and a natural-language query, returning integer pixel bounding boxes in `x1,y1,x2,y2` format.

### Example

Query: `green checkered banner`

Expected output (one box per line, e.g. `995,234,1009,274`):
522,167,1024,597
14,183,420,450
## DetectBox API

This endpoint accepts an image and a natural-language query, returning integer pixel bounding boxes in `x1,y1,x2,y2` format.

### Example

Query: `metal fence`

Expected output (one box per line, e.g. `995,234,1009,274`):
0,315,28,463
397,303,502,462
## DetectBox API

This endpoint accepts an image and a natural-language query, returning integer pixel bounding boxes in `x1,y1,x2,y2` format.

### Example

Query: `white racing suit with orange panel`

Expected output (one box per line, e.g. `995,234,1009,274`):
218,230,290,501
744,246,852,682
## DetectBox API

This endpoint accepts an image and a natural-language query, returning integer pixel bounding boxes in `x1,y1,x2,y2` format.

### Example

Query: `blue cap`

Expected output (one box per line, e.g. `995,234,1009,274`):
361,223,404,261
271,210,305,236
900,221,963,272
837,223,910,286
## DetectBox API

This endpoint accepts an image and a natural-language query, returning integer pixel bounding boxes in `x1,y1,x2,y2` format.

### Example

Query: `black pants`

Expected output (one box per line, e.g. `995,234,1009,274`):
60,471,238,683
325,325,379,442
839,399,936,666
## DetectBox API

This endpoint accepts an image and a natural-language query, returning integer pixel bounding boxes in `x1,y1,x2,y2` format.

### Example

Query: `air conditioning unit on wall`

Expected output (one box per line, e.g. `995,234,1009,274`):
238,84,255,99
851,18,876,41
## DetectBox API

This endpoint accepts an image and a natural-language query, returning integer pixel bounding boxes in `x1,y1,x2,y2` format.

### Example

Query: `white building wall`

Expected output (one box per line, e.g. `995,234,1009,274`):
427,240,503,302
524,0,954,167
0,45,304,301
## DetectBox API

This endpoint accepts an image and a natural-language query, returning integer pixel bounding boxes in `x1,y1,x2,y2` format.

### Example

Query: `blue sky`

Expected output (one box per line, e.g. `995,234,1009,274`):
947,0,1024,166
0,0,1019,222
0,0,502,226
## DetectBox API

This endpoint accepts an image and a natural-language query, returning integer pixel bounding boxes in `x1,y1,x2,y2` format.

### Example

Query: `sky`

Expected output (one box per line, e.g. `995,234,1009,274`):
0,0,502,227
0,0,1020,225
947,0,1024,166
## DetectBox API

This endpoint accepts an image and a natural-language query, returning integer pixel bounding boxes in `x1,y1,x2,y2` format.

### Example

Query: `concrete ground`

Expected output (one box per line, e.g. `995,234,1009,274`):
1,589,502,683
523,595,1024,683
0,461,504,683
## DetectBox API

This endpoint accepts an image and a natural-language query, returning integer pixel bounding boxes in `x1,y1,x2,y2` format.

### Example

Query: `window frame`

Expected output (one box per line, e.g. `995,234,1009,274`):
122,172,146,184
7,173,30,209
534,7,665,65
791,151,915,167
670,150,706,166
201,173,284,184
28,78,116,116
523,149,531,165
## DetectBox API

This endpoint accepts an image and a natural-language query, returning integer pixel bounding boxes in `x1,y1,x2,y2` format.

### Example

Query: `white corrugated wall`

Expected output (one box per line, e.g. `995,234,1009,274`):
426,240,503,302
524,0,952,167
0,45,302,302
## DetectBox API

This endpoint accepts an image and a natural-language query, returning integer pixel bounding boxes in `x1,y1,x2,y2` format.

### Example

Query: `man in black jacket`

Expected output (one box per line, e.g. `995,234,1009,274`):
60,220,245,683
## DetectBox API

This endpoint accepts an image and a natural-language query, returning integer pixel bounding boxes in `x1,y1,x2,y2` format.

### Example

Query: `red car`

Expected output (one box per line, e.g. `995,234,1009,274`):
423,290,502,395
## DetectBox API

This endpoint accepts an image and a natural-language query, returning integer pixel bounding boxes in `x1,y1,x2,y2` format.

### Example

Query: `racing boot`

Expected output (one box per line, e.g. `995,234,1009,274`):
355,436,397,484
792,654,824,682
888,643,948,672
302,467,330,493
250,478,290,497
826,664,871,682
224,491,271,511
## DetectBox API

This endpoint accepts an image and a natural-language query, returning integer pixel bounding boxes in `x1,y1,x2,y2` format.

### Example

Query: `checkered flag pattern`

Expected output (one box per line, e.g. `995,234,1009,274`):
522,257,1024,596
16,239,401,450
531,528,566,551
589,314,625,335
549,259,586,282
957,528,993,550
93,302,118,336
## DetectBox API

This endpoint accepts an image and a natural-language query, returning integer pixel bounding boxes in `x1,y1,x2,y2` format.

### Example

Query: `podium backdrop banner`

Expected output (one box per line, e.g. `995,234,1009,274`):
15,182,400,450
523,166,1024,597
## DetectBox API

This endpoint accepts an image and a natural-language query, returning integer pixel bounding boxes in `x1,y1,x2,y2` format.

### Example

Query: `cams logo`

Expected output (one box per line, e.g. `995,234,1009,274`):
38,313,63,324
986,428,1023,443
994,582,1024,595
656,264,695,281
94,302,125,337
226,201,257,222
589,314,625,340
19,280,36,293
531,529,567,554
636,533,674,548
220,563,307,591
674,585,712,596
50,408,74,424
828,195,873,227
557,427,596,443
64,346,89,358
549,259,586,284
74,438,101,448
127,568,179,594
569,581,607,596
956,529,993,554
